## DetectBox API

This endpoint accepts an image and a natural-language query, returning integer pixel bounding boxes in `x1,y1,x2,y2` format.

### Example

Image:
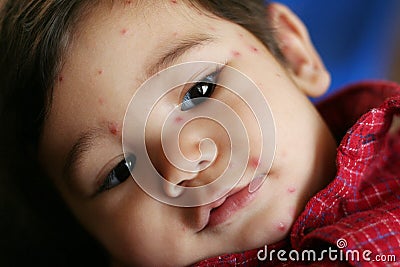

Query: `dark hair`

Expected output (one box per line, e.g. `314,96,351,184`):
0,0,282,265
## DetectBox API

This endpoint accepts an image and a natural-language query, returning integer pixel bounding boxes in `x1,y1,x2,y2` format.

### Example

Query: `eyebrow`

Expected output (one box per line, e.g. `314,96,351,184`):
63,34,215,181
63,126,106,180
144,33,215,80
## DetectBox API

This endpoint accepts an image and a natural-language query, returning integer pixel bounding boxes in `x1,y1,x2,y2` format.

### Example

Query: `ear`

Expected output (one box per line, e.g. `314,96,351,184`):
268,3,330,97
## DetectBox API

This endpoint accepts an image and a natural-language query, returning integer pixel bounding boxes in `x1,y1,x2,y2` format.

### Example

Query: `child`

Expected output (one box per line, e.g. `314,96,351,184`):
0,0,399,266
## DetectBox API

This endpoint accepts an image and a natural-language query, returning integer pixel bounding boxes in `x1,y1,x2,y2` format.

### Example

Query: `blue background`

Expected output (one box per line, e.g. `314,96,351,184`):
275,0,400,97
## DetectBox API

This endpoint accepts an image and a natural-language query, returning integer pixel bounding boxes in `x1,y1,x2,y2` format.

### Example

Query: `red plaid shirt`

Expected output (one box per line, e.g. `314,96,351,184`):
193,81,400,267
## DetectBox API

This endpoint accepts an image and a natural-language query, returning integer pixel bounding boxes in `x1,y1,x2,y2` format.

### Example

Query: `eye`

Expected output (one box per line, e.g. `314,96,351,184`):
181,69,221,111
98,154,136,193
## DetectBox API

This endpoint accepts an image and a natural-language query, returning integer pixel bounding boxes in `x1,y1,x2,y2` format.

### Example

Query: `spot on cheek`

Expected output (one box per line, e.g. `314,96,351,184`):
288,187,296,193
97,69,103,75
58,75,64,83
175,116,184,124
125,0,132,4
120,28,128,36
249,156,260,169
171,0,177,3
231,50,241,58
208,26,216,31
98,97,105,106
108,122,120,136
238,33,244,38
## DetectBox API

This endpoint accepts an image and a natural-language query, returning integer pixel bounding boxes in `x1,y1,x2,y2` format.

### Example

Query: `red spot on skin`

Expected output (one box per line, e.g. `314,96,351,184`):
288,187,296,193
121,28,128,35
209,26,216,31
232,50,241,57
108,122,119,136
98,97,105,105
249,156,260,169
59,75,64,82
175,116,184,124
97,69,103,75
125,0,132,4
239,33,244,38
171,0,177,3
250,46,259,53
278,222,286,232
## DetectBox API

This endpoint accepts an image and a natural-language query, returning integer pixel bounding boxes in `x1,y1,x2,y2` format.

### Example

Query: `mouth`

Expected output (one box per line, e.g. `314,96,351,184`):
195,181,262,232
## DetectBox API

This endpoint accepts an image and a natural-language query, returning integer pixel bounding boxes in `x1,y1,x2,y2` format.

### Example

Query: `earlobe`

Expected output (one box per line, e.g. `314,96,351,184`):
268,3,331,97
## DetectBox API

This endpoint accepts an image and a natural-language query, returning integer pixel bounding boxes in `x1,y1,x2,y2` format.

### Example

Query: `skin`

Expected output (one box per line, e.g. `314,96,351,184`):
38,1,337,266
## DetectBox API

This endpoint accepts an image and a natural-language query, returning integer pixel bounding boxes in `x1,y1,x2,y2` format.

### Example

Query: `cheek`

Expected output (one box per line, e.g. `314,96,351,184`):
92,189,186,265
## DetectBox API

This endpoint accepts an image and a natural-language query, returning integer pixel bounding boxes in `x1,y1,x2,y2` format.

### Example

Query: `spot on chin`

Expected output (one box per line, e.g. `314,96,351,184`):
287,187,296,193
277,222,286,232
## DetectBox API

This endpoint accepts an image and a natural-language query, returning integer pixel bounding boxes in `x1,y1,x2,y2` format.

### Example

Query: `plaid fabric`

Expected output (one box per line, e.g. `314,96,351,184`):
193,81,400,267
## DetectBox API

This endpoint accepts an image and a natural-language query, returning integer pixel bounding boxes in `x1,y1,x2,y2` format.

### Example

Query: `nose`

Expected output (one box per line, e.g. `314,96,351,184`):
161,138,217,198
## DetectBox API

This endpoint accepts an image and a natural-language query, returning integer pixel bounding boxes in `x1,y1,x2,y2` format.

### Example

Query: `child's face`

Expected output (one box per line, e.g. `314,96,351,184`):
38,1,336,266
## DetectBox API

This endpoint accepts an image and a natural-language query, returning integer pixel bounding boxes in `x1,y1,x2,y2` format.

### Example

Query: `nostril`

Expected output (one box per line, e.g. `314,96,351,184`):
163,181,185,198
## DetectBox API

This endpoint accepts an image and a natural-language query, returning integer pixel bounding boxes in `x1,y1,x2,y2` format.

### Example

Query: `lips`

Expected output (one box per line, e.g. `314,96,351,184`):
195,184,260,232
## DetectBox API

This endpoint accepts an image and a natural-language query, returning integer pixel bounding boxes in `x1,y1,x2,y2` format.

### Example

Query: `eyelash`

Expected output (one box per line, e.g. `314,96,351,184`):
97,154,136,194
181,66,223,111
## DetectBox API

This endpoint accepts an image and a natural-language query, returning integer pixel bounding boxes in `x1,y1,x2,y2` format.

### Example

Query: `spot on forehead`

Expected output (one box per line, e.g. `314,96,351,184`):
231,50,241,58
249,45,259,53
108,122,120,136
